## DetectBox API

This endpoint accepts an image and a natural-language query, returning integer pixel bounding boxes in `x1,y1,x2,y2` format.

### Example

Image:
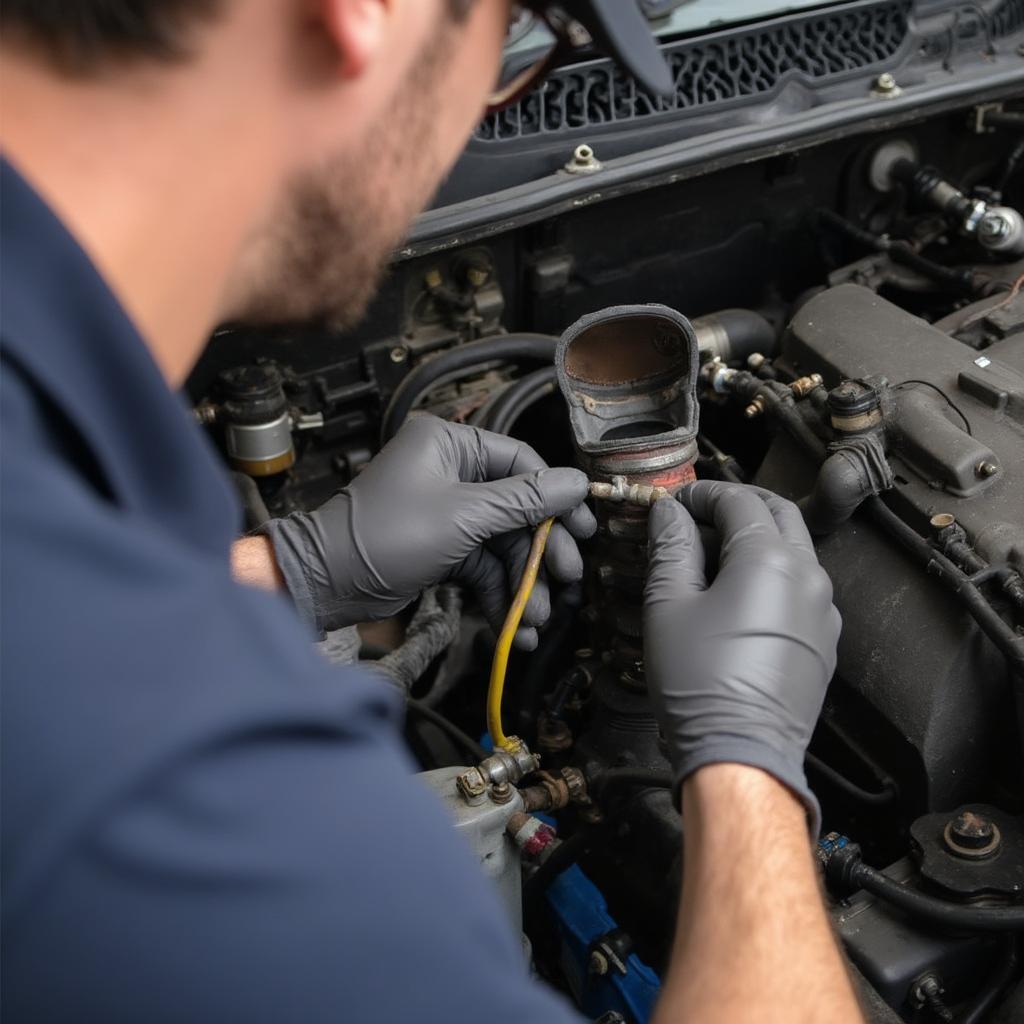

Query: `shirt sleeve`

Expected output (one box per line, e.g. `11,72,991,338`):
1,411,582,1024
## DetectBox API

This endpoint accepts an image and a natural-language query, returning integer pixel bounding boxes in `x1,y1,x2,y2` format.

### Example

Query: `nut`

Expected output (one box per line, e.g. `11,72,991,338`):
564,143,603,175
976,460,999,478
744,395,766,419
943,810,1001,859
389,346,408,364
872,72,900,96
589,951,609,976
489,781,515,805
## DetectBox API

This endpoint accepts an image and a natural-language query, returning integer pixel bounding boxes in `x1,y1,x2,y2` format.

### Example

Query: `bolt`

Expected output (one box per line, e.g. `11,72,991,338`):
744,395,766,419
874,72,897,93
489,781,515,804
943,809,1001,859
976,460,999,478
456,767,487,805
747,352,766,371
389,345,408,364
564,143,603,175
589,951,609,976
979,212,1009,245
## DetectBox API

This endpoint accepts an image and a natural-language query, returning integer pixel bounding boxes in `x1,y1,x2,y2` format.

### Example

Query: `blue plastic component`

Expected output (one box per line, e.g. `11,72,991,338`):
545,864,661,1023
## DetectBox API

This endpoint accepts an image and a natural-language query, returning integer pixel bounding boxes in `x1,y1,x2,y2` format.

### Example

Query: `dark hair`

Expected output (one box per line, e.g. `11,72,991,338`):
1,0,479,74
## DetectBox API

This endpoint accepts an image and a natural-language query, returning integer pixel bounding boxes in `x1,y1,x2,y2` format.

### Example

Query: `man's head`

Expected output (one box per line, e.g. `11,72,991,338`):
1,0,509,331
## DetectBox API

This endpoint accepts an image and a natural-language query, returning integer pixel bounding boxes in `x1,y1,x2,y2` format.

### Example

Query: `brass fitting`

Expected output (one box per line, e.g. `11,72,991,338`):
790,373,825,399
744,395,766,419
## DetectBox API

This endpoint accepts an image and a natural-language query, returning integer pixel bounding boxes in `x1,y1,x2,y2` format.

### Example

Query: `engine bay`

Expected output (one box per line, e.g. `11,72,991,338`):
188,15,1024,1020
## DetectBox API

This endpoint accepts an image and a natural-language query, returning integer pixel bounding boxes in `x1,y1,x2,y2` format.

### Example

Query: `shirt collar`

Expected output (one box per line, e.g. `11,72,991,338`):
1,156,238,553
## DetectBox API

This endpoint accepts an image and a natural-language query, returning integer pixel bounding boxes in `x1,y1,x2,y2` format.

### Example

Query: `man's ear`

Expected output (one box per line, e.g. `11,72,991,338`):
320,0,391,79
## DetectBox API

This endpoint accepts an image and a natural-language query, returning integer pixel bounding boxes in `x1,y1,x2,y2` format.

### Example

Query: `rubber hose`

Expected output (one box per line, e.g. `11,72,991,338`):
485,366,558,434
692,308,777,363
380,333,557,443
804,752,895,806
851,862,1024,932
405,700,488,763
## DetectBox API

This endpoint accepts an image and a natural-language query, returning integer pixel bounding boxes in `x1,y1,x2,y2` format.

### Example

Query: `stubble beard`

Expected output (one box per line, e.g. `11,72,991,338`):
223,38,454,331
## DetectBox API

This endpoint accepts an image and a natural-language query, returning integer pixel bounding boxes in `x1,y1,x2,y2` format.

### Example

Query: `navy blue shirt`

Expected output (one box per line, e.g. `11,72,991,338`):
0,159,578,1023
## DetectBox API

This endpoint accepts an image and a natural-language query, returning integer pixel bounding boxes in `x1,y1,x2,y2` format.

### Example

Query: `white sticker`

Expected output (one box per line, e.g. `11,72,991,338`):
974,356,991,368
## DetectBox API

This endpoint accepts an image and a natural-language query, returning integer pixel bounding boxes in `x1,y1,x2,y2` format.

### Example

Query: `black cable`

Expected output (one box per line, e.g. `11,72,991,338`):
956,937,1020,1024
865,497,1024,679
850,861,1024,932
805,752,896,806
405,700,488,763
892,380,973,436
485,366,558,435
816,208,988,298
380,333,557,442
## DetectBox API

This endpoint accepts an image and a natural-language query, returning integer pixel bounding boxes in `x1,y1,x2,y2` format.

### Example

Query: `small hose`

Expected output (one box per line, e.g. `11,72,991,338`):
805,752,896,806
485,366,558,435
380,333,557,443
406,700,488,763
486,518,554,750
851,861,1024,932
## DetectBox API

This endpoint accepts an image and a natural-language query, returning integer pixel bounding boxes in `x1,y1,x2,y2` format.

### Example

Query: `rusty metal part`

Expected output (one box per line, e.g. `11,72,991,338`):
519,767,591,813
536,711,574,754
943,810,1002,859
506,812,559,863
456,740,540,804
744,395,766,419
588,476,671,506
790,373,825,398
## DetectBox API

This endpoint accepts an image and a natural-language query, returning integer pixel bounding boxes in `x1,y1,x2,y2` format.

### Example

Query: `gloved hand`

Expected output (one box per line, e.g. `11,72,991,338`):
643,480,841,832
263,415,596,648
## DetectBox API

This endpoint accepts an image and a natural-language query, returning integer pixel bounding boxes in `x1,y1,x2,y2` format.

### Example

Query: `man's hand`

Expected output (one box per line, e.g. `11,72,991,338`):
643,480,842,830
262,415,596,646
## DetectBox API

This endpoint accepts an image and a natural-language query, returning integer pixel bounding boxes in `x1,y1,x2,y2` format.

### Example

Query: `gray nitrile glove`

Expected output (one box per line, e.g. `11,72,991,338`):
263,415,596,649
643,480,842,833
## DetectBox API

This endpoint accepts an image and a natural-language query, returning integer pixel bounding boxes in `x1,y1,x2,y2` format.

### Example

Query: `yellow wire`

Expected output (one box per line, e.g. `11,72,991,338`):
487,517,554,751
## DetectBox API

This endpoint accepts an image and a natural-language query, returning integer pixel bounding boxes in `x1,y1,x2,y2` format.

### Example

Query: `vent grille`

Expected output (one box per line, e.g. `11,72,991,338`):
476,1,913,143
992,0,1024,36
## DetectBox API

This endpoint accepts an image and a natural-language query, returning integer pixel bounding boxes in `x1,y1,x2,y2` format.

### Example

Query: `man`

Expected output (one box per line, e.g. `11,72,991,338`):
0,2,863,1021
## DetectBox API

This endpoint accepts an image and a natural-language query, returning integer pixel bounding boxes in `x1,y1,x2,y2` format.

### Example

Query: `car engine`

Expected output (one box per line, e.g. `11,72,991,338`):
189,2,1024,1020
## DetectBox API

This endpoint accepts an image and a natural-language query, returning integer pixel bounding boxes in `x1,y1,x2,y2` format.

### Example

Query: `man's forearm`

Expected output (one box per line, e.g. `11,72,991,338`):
654,764,863,1024
231,536,284,591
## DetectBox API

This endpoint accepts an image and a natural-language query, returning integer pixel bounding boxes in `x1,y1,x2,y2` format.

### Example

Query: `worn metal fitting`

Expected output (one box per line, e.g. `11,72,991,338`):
389,346,408,364
746,352,767,371
476,740,541,788
701,356,738,394
744,395,766,419
455,766,488,805
790,373,824,399
564,143,603,175
588,475,670,506
976,459,999,478
194,402,219,426
589,951,610,976
872,72,901,97
489,781,515,805
943,810,1002,859
561,766,589,803
465,265,490,288
423,268,444,290
536,712,573,754
929,512,956,532
506,812,559,862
